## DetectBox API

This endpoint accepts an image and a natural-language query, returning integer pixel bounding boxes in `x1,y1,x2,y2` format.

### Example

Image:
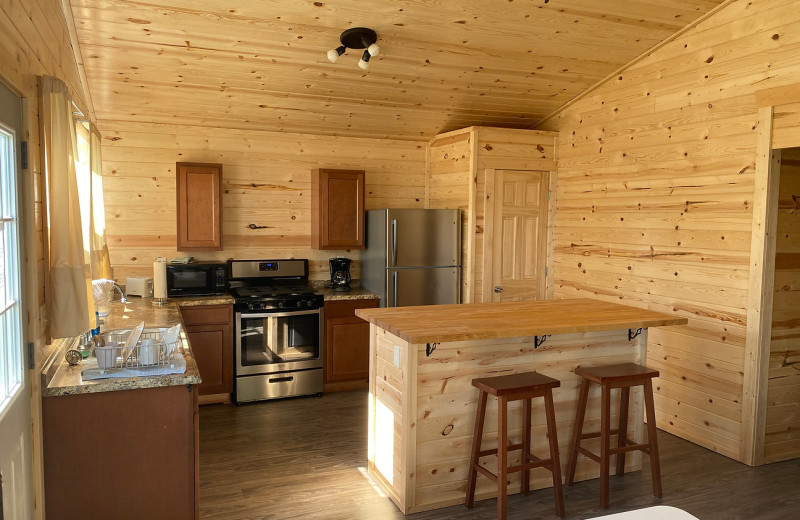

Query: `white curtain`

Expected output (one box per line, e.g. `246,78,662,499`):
89,126,112,280
40,76,91,338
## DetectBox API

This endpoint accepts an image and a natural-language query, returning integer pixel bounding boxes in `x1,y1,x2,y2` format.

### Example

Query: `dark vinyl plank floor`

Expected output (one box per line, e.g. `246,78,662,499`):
199,390,800,520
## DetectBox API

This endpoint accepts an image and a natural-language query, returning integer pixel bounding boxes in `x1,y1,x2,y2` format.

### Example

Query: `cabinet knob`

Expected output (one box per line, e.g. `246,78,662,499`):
494,286,503,293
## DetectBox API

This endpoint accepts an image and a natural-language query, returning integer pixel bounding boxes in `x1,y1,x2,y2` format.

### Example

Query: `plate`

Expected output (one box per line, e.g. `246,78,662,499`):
122,321,145,362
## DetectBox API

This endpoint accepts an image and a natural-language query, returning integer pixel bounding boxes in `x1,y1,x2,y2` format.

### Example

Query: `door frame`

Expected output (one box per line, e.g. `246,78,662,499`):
742,83,800,466
480,168,557,303
0,76,32,520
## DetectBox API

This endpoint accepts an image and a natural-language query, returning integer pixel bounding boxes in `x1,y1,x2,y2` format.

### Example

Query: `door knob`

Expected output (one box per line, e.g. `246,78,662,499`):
494,286,503,293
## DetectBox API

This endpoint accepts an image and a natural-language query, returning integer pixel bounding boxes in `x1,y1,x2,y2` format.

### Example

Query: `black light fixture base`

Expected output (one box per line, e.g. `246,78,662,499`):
340,27,377,49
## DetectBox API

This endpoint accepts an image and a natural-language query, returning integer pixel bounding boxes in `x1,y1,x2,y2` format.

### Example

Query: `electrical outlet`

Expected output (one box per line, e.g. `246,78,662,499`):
393,345,400,368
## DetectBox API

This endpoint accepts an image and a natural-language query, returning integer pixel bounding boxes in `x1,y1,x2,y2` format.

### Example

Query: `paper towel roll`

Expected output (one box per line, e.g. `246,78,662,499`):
153,258,167,299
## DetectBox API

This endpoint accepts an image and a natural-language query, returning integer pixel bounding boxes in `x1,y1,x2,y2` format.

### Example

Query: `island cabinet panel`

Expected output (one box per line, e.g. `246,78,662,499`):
176,162,223,251
180,305,233,401
367,326,649,514
312,168,366,249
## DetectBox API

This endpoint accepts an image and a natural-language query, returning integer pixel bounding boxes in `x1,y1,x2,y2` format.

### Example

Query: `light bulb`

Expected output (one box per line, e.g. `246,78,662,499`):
327,45,346,63
367,43,380,57
358,49,371,70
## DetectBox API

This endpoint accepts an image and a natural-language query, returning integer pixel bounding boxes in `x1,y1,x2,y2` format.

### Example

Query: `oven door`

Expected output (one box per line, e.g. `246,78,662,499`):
235,309,324,375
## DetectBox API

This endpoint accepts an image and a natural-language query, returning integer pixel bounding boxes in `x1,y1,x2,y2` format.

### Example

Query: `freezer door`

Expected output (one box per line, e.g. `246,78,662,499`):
386,267,460,307
386,209,460,267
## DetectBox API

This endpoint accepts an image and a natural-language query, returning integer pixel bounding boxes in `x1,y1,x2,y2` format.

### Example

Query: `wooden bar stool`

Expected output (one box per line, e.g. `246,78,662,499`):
465,372,565,519
564,363,662,509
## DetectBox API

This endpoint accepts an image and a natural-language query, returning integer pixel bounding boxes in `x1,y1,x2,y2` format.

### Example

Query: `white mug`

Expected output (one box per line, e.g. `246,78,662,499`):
138,338,157,366
95,346,117,371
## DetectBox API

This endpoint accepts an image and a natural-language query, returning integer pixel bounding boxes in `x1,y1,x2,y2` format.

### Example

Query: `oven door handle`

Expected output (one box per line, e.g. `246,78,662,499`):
238,309,321,318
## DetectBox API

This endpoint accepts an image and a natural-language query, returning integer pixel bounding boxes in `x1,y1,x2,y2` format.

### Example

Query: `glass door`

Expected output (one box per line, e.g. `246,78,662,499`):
237,310,322,374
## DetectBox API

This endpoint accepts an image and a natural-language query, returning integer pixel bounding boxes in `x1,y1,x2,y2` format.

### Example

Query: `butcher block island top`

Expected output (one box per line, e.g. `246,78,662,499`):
355,298,687,344
360,298,687,515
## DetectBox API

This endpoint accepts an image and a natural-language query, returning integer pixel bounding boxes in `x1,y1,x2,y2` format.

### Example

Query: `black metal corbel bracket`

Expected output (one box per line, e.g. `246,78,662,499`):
628,328,645,341
534,335,550,349
426,343,439,357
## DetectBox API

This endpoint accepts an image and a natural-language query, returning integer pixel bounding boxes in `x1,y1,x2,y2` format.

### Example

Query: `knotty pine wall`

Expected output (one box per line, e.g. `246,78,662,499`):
1,0,91,517
427,126,557,303
766,147,800,463
538,0,800,462
98,120,426,281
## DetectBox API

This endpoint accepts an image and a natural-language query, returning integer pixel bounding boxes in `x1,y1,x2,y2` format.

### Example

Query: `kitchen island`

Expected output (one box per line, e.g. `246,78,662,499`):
356,298,687,514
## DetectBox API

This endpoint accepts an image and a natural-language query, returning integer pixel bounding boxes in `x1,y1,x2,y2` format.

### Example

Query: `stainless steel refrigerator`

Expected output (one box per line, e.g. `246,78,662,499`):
362,209,461,307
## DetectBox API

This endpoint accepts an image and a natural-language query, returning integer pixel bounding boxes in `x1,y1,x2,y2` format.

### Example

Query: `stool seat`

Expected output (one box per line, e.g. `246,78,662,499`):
565,362,662,510
472,372,561,396
575,363,658,384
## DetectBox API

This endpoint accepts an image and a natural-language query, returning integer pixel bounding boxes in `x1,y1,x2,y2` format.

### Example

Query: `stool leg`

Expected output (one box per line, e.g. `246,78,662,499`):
497,395,509,520
644,379,662,499
521,397,532,495
600,384,611,509
616,386,630,476
565,378,590,485
465,390,488,508
544,388,566,518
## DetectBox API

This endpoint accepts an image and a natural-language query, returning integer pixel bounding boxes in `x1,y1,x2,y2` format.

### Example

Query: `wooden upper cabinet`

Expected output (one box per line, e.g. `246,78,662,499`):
176,162,223,251
312,168,365,249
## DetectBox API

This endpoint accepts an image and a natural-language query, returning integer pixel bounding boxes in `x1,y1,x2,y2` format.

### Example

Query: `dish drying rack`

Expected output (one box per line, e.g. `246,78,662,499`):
98,328,180,370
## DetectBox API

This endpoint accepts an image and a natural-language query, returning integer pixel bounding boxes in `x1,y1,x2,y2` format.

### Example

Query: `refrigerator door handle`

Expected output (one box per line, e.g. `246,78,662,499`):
392,270,398,307
391,218,398,267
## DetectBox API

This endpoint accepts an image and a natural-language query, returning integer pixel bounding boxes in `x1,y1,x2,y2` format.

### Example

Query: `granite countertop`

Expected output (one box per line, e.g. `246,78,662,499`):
316,286,380,301
42,298,205,397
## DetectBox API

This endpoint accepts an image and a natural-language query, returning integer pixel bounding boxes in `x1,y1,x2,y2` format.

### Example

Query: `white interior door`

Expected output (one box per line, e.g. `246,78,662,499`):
0,81,33,520
483,169,549,302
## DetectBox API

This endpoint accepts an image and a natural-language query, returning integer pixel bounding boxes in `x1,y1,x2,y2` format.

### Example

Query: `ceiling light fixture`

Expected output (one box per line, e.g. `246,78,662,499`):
326,27,380,70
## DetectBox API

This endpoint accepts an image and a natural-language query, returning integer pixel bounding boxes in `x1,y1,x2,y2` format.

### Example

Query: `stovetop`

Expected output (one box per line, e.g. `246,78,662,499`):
232,286,316,299
231,284,323,312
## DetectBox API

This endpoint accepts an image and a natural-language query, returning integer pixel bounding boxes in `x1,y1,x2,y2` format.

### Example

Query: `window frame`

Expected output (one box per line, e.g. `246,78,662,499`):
0,117,24,417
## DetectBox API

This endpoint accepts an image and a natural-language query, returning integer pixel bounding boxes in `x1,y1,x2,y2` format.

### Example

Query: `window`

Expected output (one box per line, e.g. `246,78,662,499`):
0,121,22,414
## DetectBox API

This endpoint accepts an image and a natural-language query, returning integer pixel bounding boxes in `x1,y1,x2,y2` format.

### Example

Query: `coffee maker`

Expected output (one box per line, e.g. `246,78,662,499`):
329,257,352,292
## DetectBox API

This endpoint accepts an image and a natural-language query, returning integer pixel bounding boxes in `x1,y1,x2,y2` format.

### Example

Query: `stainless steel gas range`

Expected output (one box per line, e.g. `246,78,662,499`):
229,259,324,403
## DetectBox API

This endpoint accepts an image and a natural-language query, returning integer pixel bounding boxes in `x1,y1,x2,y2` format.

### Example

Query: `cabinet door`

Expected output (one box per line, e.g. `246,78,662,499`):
185,323,232,395
177,162,223,250
312,169,365,249
325,316,371,383
324,299,378,384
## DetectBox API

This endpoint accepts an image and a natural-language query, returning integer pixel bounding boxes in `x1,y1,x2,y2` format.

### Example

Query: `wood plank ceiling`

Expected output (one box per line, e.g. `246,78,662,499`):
70,0,725,140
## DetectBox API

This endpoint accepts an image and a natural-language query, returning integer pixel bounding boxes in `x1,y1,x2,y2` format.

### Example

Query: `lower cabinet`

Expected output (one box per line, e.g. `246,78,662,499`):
180,304,233,402
324,298,379,391
43,385,199,520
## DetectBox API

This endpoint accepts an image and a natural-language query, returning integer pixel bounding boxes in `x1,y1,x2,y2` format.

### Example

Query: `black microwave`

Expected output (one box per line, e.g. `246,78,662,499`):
166,262,227,297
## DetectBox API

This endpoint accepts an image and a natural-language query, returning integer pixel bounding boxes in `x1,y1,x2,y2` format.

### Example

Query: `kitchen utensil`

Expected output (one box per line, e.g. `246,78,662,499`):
92,334,106,347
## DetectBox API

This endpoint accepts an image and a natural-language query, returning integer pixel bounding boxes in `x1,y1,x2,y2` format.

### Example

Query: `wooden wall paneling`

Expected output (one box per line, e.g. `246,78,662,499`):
742,108,779,466
99,120,426,281
426,127,473,302
539,0,800,464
